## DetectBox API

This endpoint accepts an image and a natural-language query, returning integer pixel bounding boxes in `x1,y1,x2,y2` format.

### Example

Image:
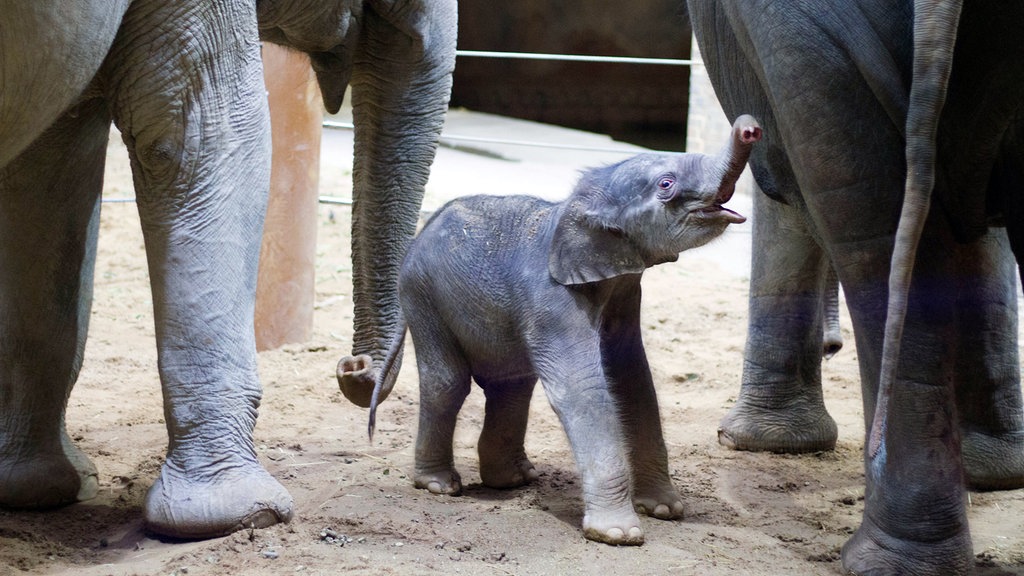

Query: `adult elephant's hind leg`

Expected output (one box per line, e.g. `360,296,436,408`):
106,1,291,538
0,100,109,508
842,219,972,575
954,228,1024,490
719,191,838,453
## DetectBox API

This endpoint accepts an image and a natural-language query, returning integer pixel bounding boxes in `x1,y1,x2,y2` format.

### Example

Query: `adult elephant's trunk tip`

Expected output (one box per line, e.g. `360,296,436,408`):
337,315,406,436
337,355,376,407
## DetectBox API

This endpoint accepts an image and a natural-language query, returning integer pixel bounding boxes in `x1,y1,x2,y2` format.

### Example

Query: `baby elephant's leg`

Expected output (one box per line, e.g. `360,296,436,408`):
541,359,644,545
411,323,472,496
604,318,684,520
622,393,685,521
477,377,540,488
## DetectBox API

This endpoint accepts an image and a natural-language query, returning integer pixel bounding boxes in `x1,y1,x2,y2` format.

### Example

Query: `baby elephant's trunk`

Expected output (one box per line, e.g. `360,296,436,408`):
712,115,762,203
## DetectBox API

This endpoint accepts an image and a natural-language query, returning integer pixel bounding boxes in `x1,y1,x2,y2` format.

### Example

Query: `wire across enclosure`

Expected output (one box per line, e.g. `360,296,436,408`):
456,49,698,67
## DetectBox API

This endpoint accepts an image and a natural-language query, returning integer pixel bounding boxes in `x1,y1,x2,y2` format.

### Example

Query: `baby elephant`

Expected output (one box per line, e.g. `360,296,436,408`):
369,115,761,545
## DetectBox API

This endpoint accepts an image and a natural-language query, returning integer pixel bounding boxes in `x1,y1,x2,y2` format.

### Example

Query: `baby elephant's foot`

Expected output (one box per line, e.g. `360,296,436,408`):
480,454,539,489
582,505,644,546
414,468,463,495
633,483,684,520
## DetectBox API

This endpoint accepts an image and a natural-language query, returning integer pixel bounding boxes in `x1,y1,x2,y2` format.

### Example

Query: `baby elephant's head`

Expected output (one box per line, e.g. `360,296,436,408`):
549,115,760,285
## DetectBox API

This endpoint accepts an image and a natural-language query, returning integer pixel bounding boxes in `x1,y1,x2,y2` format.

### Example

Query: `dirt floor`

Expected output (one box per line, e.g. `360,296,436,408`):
4,132,1024,576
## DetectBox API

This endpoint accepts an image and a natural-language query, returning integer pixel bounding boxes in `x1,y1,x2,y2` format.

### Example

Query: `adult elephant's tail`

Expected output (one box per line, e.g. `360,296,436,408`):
869,1,963,457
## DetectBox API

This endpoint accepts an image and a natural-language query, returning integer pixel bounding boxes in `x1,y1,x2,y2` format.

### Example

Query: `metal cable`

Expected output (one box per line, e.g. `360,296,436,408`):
456,50,698,67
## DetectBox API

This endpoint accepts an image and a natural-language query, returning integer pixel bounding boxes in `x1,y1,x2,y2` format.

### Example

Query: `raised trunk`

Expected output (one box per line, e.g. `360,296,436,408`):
711,115,762,202
336,0,457,407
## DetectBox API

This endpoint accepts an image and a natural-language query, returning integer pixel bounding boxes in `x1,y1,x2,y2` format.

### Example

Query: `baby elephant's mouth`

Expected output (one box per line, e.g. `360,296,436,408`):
694,204,747,224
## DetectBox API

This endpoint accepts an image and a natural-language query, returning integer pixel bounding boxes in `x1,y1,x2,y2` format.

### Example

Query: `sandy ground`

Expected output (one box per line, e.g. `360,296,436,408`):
3,114,1024,576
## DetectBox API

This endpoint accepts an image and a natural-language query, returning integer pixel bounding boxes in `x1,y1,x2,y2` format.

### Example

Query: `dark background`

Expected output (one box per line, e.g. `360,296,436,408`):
450,2,693,152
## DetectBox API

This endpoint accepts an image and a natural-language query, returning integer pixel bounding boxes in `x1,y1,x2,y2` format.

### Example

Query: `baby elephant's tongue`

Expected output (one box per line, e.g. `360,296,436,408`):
699,204,747,224
720,206,746,224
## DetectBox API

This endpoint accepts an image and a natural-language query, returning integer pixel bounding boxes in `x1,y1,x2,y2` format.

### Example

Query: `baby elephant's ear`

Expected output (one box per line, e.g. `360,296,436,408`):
548,200,646,285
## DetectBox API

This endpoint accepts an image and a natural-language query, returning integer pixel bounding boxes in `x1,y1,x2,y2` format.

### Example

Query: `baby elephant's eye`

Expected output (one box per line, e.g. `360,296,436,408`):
658,177,675,189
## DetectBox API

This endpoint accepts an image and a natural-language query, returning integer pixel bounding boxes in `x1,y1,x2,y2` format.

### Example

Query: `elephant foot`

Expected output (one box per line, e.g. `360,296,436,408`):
479,453,538,489
143,457,293,539
582,505,644,546
717,397,837,453
0,430,98,508
0,455,80,509
841,516,972,576
632,481,684,520
61,430,99,501
962,429,1024,490
414,467,463,495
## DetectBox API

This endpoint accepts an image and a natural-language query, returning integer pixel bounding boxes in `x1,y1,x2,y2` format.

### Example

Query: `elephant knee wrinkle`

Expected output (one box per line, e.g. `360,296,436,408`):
126,131,191,194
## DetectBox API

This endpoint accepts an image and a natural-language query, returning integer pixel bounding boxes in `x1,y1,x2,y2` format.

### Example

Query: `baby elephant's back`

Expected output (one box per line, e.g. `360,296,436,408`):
400,194,558,317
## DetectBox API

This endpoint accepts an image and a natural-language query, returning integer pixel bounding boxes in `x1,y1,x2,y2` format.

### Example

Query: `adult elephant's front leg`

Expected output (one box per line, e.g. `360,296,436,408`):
719,190,838,453
105,0,292,538
0,100,109,508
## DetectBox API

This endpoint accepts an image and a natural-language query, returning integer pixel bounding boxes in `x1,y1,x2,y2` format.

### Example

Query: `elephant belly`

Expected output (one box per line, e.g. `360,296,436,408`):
453,318,537,384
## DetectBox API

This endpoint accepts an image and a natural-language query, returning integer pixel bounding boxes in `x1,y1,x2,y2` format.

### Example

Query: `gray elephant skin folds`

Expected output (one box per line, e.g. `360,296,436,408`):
364,117,761,546
687,1,1024,573
0,0,456,541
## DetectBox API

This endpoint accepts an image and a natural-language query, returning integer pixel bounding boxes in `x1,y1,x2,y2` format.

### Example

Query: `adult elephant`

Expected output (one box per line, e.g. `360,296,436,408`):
0,0,456,540
686,1,1024,573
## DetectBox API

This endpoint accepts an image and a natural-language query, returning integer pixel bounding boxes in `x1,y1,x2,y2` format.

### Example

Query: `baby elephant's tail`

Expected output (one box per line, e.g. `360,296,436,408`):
368,311,407,442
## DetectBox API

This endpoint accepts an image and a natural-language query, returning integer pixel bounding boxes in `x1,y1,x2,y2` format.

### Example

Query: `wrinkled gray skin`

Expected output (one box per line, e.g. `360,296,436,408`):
257,2,457,411
721,188,1019,472
688,1,1024,573
370,117,759,546
723,188,1021,495
0,0,455,540
717,188,844,454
